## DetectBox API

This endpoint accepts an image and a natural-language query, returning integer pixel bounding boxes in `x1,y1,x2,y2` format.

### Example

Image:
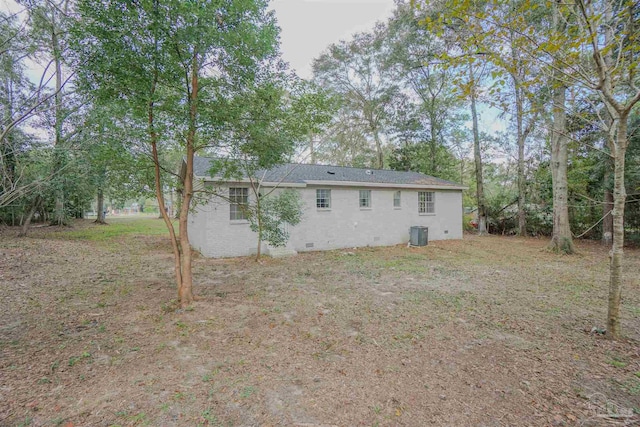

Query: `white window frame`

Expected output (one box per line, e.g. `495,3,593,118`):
359,189,371,209
316,189,331,209
393,190,401,208
229,187,248,221
418,191,435,214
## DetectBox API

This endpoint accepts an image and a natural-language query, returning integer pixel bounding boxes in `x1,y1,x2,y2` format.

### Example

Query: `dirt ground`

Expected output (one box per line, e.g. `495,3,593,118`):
1,218,640,427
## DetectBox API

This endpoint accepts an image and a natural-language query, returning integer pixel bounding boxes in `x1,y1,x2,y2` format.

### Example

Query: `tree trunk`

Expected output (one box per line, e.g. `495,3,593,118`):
153,140,184,299
429,110,437,175
169,185,174,217
600,0,615,247
95,188,106,224
52,7,66,226
176,50,200,308
373,130,384,169
148,69,183,302
310,138,316,165
515,83,526,236
18,197,40,237
178,192,193,307
469,65,487,235
607,116,628,340
1,79,16,190
602,166,614,245
256,210,263,262
549,79,574,253
506,25,528,237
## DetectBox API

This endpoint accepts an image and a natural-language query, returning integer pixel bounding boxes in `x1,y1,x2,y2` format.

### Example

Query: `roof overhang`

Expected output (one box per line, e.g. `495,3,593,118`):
197,176,467,191
197,176,307,188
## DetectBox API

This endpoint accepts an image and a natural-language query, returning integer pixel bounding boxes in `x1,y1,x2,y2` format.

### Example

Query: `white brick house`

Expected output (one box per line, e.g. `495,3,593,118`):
186,156,466,258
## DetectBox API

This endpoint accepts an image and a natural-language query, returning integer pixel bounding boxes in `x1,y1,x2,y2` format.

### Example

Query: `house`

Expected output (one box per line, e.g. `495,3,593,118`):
187,156,466,258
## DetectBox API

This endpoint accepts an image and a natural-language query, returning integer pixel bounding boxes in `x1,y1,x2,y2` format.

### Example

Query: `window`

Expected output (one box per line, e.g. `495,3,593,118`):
316,189,331,209
418,191,435,214
393,191,401,208
229,187,248,220
359,190,371,208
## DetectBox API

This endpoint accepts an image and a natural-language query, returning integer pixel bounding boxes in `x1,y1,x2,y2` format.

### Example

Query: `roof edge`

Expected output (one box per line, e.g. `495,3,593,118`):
196,175,467,191
190,155,464,187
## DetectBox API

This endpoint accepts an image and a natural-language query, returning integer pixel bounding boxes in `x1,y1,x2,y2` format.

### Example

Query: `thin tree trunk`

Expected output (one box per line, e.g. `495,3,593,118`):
256,210,263,262
95,188,106,224
18,197,40,237
469,65,487,235
601,149,615,246
599,0,615,248
178,183,193,307
507,26,527,236
169,186,174,217
549,77,574,253
52,7,66,226
177,50,200,308
310,138,316,165
607,116,628,339
429,111,437,174
152,140,183,297
148,71,183,300
603,187,613,244
250,178,263,261
515,83,526,236
1,80,16,189
373,130,383,169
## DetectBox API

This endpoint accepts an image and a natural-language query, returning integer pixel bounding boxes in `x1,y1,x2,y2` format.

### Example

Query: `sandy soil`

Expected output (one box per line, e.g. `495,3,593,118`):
1,219,639,426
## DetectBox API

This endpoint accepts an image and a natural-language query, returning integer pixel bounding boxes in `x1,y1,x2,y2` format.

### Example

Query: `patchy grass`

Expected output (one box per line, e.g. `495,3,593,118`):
41,217,171,243
1,219,640,426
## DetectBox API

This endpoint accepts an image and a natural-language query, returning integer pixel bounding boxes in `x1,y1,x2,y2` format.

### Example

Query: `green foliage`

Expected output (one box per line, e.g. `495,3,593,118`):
624,113,640,243
0,10,35,209
202,69,332,254
312,27,400,168
73,0,280,122
484,187,518,235
310,4,470,176
213,76,333,171
387,4,468,178
249,189,303,248
388,142,459,182
0,4,91,224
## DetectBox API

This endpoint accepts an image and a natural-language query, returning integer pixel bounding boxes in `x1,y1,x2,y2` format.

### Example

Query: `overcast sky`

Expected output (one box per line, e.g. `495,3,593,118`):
270,0,396,78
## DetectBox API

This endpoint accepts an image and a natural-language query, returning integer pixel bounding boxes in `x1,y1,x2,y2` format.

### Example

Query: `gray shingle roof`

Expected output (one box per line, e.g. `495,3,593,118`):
192,156,463,188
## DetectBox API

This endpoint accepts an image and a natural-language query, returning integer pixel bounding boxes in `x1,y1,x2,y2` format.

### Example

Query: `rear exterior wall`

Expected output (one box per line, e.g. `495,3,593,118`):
187,184,463,258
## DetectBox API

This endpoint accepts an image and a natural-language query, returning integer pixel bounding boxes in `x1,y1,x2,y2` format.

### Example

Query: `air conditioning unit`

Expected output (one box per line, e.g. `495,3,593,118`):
409,226,428,246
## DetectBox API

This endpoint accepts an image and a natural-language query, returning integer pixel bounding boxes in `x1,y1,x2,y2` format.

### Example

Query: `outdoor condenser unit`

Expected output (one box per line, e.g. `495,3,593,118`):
409,226,428,246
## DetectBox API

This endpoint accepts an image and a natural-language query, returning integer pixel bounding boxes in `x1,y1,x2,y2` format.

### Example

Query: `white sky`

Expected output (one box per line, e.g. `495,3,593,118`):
0,0,18,13
270,0,396,79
